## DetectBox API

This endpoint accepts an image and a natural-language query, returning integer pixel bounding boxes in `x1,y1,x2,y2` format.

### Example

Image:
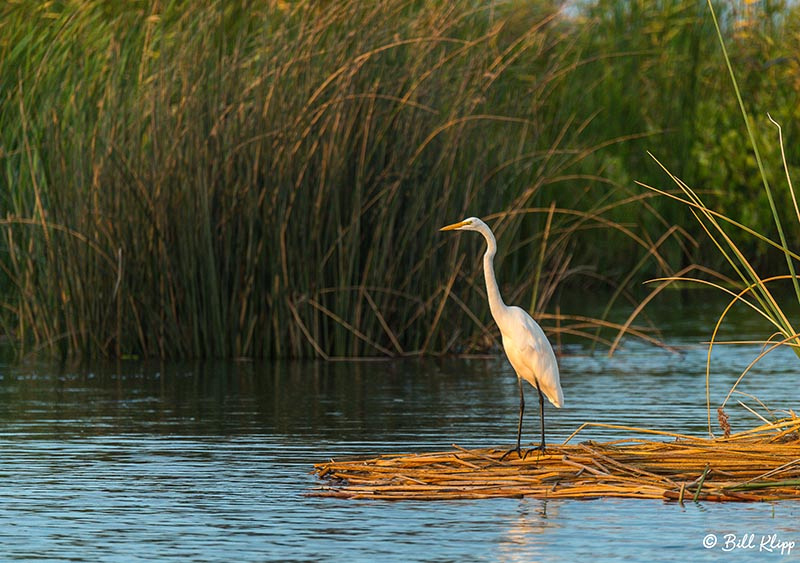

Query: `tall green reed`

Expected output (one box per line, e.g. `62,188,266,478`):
637,0,800,435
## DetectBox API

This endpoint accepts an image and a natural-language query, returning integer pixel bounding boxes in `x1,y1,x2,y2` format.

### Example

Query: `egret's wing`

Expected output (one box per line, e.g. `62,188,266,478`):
514,309,563,408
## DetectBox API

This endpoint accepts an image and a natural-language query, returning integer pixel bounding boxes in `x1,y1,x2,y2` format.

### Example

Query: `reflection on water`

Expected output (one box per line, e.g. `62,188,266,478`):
2,295,800,561
499,501,552,563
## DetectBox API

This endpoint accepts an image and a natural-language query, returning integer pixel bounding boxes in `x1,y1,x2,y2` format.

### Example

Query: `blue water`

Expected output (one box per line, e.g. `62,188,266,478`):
2,297,799,561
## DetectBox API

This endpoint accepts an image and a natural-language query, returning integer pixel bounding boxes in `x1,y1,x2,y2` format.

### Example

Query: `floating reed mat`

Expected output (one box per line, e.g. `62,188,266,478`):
311,418,800,501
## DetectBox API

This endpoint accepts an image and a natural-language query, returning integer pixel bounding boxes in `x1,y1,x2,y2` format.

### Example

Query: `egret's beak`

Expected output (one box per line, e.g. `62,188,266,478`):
439,220,470,231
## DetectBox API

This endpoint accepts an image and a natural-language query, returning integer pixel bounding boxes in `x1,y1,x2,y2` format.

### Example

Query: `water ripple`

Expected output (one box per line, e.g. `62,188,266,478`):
2,303,800,561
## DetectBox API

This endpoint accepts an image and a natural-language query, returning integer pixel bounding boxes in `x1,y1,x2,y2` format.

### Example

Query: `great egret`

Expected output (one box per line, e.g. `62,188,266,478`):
440,217,563,459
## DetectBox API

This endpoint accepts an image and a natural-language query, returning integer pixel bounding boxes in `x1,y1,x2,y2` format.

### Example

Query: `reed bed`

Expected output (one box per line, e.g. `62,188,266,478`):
311,417,800,501
0,0,690,360
4,1,799,360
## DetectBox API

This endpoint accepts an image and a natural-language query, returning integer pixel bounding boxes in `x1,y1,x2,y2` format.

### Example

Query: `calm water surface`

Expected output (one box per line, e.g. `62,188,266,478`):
2,297,799,562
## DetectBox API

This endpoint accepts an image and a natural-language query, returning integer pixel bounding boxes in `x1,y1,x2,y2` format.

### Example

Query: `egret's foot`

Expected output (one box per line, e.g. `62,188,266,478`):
522,443,546,460
499,446,522,461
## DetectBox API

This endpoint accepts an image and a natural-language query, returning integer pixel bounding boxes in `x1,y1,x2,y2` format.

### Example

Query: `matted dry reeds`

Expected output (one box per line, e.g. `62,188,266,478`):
311,417,800,501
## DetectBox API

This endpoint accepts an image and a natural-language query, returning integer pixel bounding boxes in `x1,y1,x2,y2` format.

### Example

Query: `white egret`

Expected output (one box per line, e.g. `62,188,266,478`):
440,217,563,459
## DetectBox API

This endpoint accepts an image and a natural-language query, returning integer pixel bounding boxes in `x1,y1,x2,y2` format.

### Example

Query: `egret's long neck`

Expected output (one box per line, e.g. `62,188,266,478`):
480,225,506,323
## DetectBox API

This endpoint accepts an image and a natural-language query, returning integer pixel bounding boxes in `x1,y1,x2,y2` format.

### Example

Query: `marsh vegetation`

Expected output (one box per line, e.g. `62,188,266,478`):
1,0,799,360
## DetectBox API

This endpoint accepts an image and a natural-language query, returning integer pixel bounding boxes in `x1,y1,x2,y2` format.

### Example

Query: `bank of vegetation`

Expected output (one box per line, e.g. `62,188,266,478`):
1,1,798,359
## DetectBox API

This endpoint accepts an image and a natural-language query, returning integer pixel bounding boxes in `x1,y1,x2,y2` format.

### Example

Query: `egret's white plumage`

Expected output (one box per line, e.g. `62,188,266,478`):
440,216,563,457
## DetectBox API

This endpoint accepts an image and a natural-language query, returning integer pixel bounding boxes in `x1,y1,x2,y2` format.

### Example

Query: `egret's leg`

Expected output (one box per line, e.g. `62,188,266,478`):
500,378,524,460
523,387,547,459
538,386,546,449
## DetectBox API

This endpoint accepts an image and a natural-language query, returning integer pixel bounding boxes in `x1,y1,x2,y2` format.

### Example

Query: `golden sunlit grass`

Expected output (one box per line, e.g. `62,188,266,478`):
311,417,800,501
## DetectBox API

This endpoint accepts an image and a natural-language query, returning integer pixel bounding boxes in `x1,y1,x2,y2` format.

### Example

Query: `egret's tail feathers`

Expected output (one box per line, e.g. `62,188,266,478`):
544,384,564,409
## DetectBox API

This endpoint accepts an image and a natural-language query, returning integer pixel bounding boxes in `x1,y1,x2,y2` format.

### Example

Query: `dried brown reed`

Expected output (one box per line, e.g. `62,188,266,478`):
311,417,800,501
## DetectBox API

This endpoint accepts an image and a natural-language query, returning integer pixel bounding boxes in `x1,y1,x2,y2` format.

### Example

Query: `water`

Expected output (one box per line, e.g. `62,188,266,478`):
2,296,800,562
